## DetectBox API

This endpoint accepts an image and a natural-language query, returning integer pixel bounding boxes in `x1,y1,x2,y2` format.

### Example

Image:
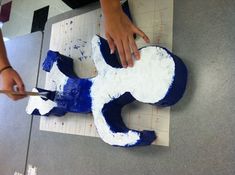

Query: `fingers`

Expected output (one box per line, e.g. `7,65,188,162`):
128,35,140,60
114,27,149,67
6,84,25,101
106,28,149,68
133,26,150,43
2,70,26,100
14,73,25,93
115,39,127,68
5,86,20,101
122,38,133,67
106,34,115,54
105,27,149,68
13,74,26,100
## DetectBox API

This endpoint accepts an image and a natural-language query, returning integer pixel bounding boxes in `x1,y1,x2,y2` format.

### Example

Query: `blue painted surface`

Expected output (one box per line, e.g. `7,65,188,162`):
155,48,188,107
56,78,92,113
99,36,122,68
102,92,157,147
43,50,78,78
102,92,135,133
33,50,93,116
42,50,59,72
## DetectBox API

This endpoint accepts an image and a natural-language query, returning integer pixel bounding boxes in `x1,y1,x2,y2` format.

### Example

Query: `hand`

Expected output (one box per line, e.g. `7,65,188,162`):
103,8,150,68
0,68,26,100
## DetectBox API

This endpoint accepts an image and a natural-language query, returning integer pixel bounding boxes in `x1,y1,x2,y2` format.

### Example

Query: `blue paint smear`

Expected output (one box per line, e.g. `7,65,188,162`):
73,45,80,49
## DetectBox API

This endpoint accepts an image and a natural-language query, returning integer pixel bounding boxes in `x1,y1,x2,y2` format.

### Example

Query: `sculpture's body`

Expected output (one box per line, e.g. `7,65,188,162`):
26,35,187,147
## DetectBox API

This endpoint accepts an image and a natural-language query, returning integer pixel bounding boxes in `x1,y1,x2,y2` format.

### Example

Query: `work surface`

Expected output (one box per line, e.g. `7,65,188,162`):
1,0,235,175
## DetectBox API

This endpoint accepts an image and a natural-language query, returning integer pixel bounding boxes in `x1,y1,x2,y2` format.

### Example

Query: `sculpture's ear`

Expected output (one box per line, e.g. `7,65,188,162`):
98,36,123,68
92,35,123,70
43,50,78,78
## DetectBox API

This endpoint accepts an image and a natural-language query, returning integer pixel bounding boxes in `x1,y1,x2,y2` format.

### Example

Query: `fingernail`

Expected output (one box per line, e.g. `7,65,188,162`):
137,54,140,60
144,36,150,43
110,49,114,54
135,53,140,60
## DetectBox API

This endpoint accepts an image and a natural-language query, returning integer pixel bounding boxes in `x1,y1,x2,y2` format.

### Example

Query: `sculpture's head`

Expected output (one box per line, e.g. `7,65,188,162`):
90,35,188,147
92,35,188,107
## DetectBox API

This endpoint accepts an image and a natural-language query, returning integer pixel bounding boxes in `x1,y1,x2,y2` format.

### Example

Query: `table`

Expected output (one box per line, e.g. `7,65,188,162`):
2,0,235,174
0,32,42,175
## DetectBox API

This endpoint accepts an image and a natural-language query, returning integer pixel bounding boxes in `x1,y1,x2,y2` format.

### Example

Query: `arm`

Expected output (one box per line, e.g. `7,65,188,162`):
0,29,26,100
100,0,150,68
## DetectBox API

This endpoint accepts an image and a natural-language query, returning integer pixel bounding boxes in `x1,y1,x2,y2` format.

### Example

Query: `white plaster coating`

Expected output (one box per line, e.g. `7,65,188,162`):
90,35,175,146
27,165,37,175
26,88,57,115
26,61,68,116
13,165,37,175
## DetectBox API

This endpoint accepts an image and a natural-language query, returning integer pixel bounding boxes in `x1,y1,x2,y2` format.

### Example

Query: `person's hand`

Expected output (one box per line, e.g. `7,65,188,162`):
0,68,26,100
103,8,150,68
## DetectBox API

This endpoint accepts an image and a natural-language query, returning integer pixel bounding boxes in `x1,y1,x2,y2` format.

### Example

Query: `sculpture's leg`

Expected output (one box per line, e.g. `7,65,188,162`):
27,50,92,116
92,92,157,147
102,92,157,147
26,87,67,116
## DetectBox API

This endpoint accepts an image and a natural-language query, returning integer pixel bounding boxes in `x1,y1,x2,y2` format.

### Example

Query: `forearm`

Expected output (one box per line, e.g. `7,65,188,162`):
100,0,122,17
0,29,10,69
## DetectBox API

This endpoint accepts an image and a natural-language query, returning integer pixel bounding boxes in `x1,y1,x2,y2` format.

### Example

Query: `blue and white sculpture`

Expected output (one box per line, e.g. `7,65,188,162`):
26,35,187,147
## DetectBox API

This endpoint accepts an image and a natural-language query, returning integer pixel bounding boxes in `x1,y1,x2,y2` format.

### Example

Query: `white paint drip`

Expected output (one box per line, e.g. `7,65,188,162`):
13,164,37,175
27,165,37,175
14,172,23,175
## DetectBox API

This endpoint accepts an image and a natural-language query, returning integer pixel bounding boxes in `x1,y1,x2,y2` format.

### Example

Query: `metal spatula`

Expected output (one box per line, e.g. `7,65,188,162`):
0,90,49,98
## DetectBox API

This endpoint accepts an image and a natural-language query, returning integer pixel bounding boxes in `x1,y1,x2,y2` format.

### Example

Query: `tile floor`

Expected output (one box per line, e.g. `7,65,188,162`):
2,0,71,39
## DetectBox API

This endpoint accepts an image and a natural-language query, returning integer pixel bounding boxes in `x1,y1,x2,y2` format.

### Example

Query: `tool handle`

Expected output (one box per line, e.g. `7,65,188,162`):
0,90,39,96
